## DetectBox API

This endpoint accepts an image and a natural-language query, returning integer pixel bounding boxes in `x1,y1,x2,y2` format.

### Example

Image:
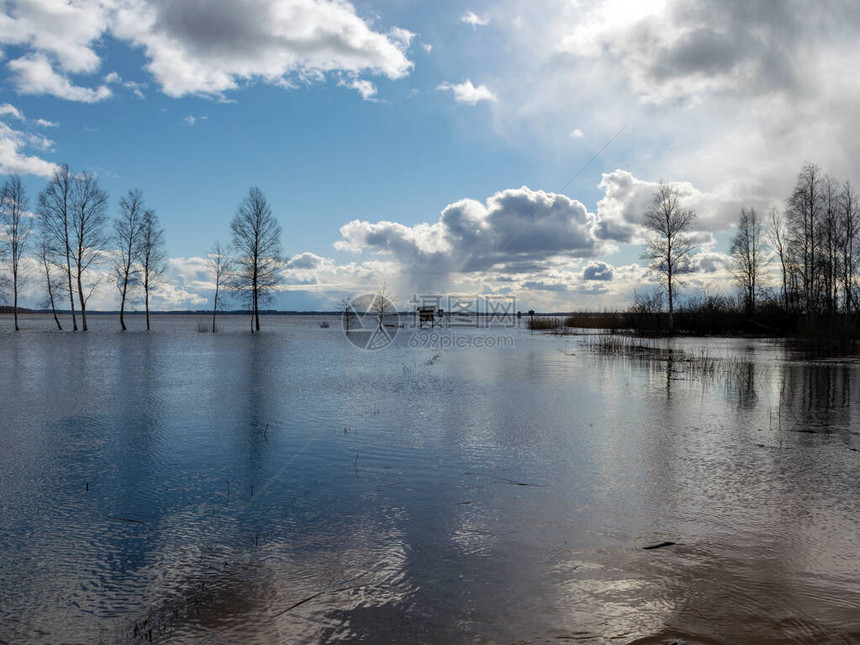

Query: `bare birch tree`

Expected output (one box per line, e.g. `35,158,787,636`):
767,208,791,310
37,236,65,330
230,187,282,332
1,176,30,331
113,189,147,330
38,164,78,330
208,240,231,333
729,207,765,315
840,181,859,314
139,209,166,330
786,162,823,314
70,172,108,331
642,182,697,331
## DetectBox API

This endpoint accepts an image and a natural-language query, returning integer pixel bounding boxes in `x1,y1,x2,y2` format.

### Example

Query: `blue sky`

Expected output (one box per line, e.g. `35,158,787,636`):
2,0,860,311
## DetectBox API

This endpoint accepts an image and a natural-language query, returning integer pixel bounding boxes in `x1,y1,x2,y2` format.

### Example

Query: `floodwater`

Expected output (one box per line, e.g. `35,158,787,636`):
0,314,858,644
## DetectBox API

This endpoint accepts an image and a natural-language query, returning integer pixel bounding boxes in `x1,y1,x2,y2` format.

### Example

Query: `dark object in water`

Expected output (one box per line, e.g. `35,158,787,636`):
642,541,676,550
106,515,145,525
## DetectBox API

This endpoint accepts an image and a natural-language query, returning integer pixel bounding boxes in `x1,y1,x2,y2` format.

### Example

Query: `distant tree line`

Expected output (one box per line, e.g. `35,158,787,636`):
0,167,283,333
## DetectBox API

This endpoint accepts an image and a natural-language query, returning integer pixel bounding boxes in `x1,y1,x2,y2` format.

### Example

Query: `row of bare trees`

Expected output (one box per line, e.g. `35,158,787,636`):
1,172,283,333
769,163,859,315
0,165,166,332
640,161,859,332
728,162,860,319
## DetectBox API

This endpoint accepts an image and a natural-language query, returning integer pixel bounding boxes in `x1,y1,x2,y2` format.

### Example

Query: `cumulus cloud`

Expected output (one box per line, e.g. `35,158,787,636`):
568,128,584,139
595,169,743,244
460,10,490,27
111,0,414,98
436,80,497,105
337,185,609,291
8,54,111,102
582,260,613,281
0,0,414,101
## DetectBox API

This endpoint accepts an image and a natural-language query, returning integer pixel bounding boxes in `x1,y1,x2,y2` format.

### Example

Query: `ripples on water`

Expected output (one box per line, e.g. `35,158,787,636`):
0,314,859,644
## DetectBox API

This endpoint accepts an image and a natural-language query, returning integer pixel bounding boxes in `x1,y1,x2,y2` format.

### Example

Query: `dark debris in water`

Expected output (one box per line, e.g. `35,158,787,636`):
642,541,677,550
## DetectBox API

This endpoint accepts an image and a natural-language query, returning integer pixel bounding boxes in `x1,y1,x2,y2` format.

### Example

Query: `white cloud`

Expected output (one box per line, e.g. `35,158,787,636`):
339,78,377,101
181,114,207,126
111,0,414,98
7,54,111,102
0,0,414,101
595,169,745,245
34,118,58,127
336,185,610,291
460,10,490,27
0,118,58,177
569,128,584,139
474,0,860,214
0,103,23,119
422,43,433,54
436,80,497,105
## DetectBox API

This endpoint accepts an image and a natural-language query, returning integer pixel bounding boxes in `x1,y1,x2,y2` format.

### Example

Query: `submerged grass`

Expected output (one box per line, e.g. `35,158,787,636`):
579,333,772,397
526,316,564,331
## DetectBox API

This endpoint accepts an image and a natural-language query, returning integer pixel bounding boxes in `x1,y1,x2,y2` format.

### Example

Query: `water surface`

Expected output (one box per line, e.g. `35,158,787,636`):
1,314,859,644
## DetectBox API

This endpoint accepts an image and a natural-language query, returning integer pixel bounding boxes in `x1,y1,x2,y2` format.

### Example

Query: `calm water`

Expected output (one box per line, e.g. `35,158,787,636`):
1,314,859,644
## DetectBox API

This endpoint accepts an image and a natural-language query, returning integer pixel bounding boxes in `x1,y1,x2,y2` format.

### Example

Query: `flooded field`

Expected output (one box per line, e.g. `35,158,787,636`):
1,314,859,644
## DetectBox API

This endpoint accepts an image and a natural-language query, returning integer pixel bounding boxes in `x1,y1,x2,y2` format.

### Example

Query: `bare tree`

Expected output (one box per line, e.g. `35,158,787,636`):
38,164,78,330
370,284,396,329
208,240,231,333
113,189,147,330
767,208,791,310
1,176,31,331
37,237,65,330
642,182,697,331
821,175,841,314
230,187,283,332
338,294,354,335
730,207,765,315
70,172,108,331
840,181,859,314
786,162,823,314
139,209,166,330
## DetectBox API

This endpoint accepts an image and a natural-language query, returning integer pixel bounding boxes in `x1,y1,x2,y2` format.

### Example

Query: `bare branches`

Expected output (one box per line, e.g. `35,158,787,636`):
114,189,147,330
230,187,283,332
1,175,31,330
37,164,77,330
729,207,765,315
641,182,697,330
139,209,166,330
208,240,232,333
70,171,108,331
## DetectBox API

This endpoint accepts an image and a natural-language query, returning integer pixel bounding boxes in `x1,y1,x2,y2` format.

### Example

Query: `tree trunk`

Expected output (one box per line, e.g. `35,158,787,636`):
119,281,128,331
253,269,260,332
77,267,88,331
667,268,674,332
212,285,218,333
66,251,77,331
48,284,62,330
13,269,19,331
145,283,151,330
